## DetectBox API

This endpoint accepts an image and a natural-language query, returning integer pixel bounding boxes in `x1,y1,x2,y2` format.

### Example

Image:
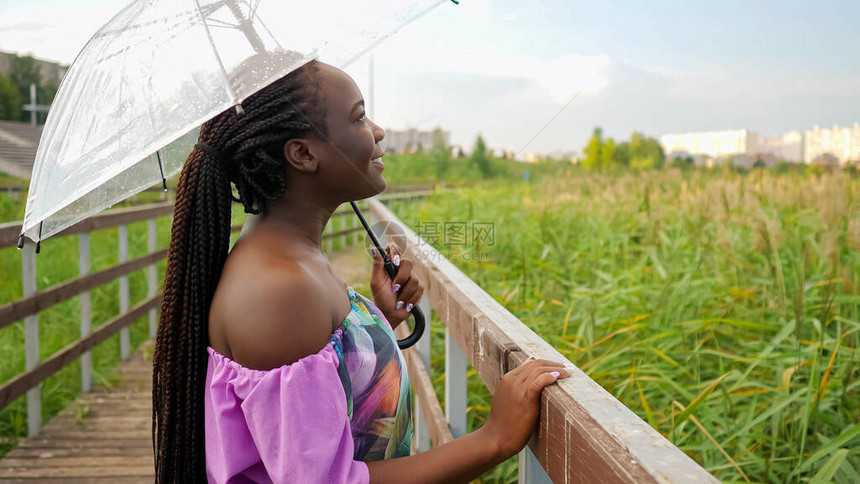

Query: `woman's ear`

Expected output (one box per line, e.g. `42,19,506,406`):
283,139,319,173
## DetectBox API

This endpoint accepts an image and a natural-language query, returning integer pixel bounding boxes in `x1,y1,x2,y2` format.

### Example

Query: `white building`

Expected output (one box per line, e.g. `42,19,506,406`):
759,131,804,163
804,123,860,164
660,129,760,158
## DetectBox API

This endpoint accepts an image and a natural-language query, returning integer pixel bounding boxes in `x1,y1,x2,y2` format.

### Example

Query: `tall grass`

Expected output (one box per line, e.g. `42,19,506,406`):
393,167,860,483
376,151,573,187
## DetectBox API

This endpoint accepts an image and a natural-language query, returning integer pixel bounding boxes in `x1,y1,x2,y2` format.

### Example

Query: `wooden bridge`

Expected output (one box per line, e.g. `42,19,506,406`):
0,344,155,483
0,188,718,483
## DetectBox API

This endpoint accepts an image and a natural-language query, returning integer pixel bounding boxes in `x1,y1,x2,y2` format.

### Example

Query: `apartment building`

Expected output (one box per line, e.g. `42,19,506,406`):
660,129,760,158
759,131,804,163
804,123,860,164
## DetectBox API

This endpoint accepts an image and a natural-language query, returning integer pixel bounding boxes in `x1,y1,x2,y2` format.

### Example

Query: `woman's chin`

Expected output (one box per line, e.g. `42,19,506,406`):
353,176,385,201
371,173,387,194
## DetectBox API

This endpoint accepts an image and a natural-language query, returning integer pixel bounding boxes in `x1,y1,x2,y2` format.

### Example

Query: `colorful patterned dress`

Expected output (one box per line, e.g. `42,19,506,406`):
205,286,412,483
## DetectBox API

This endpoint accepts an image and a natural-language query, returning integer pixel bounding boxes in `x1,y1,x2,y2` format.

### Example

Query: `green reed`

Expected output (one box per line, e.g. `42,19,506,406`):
393,167,860,483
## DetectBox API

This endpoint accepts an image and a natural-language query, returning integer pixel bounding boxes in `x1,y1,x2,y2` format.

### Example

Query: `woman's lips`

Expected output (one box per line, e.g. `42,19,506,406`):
372,158,384,170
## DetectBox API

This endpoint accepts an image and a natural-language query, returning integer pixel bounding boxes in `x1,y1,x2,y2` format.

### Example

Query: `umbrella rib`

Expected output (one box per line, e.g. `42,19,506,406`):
192,0,239,105
241,0,282,52
204,17,239,29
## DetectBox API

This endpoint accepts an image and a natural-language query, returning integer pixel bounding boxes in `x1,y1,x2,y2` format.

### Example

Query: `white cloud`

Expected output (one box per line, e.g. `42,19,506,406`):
364,3,612,106
0,0,128,62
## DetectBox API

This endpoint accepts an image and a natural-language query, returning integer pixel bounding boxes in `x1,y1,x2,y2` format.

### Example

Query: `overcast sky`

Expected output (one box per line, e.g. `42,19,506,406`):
1,0,859,156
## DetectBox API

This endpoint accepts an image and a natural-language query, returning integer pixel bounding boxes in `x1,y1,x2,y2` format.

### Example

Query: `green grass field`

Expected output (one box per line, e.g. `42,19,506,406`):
391,167,860,483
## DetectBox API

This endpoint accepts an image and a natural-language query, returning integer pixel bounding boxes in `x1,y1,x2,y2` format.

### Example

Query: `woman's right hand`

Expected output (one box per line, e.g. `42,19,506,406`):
367,357,575,483
480,357,574,459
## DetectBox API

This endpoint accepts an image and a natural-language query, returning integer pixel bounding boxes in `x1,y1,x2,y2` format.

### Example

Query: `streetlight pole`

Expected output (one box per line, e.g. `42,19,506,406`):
22,84,49,126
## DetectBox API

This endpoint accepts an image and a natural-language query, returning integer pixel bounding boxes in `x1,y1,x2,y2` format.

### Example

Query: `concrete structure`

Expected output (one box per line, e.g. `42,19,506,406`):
0,120,42,179
759,130,804,163
804,123,860,164
0,50,68,87
384,128,449,154
660,129,760,158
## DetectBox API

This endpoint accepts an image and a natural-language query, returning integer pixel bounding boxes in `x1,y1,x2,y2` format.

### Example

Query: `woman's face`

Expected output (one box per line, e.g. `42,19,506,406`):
306,62,387,200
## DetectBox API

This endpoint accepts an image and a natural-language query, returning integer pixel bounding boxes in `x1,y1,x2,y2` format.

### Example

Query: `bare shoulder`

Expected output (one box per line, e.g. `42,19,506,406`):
209,247,334,371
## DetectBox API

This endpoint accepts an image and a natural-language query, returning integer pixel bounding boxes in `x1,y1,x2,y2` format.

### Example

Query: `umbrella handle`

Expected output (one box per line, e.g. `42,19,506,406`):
350,201,425,350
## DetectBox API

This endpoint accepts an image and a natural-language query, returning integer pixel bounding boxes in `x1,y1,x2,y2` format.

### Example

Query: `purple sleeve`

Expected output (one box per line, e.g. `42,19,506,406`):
205,345,370,484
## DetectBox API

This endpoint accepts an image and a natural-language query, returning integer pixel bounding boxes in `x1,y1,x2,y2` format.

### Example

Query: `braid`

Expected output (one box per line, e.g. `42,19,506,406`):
152,59,324,482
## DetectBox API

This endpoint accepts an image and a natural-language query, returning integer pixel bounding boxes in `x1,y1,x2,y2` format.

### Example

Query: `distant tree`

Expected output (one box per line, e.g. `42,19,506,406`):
630,156,651,169
668,155,694,170
9,55,58,124
42,79,58,109
648,138,666,168
601,138,616,169
10,56,41,97
582,127,603,170
613,141,630,166
0,74,22,121
470,134,492,178
627,131,665,169
430,128,451,178
10,55,41,122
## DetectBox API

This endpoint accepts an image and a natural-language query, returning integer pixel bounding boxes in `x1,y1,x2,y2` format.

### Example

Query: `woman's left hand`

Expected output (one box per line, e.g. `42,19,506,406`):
370,242,424,329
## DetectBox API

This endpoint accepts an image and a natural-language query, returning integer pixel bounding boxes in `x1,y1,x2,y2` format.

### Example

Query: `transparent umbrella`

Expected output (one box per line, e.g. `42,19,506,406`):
19,0,447,348
19,0,448,244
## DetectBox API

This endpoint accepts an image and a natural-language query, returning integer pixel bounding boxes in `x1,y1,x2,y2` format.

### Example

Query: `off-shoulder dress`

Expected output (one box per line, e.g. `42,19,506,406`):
205,285,412,483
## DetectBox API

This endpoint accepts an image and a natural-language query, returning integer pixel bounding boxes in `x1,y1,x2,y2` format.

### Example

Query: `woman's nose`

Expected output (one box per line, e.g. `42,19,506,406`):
370,119,385,143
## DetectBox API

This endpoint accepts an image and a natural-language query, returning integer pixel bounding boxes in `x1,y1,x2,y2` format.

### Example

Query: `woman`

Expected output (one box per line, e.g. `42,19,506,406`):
152,59,573,483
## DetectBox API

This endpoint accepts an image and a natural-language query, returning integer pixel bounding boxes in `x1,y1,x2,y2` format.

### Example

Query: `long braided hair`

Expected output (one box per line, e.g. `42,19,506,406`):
152,59,325,482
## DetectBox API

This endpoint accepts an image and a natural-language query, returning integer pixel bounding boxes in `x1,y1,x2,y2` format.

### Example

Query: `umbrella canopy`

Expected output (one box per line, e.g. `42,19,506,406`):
20,0,447,244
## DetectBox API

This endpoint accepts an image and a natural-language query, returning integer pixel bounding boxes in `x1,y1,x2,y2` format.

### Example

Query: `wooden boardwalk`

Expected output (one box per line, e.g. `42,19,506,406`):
0,342,154,483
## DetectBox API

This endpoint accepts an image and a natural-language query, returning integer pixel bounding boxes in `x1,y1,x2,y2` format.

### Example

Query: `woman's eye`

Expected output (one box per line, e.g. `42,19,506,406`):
357,112,367,122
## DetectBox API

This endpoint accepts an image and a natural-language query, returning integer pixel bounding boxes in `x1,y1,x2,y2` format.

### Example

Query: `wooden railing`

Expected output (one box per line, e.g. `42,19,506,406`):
0,202,172,437
0,188,428,439
368,198,720,483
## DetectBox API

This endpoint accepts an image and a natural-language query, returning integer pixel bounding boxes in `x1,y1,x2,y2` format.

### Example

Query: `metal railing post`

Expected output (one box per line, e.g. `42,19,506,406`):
445,327,467,439
519,446,553,484
340,212,348,249
323,218,334,254
119,224,130,359
415,295,432,452
79,233,92,393
148,219,157,339
22,240,40,436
